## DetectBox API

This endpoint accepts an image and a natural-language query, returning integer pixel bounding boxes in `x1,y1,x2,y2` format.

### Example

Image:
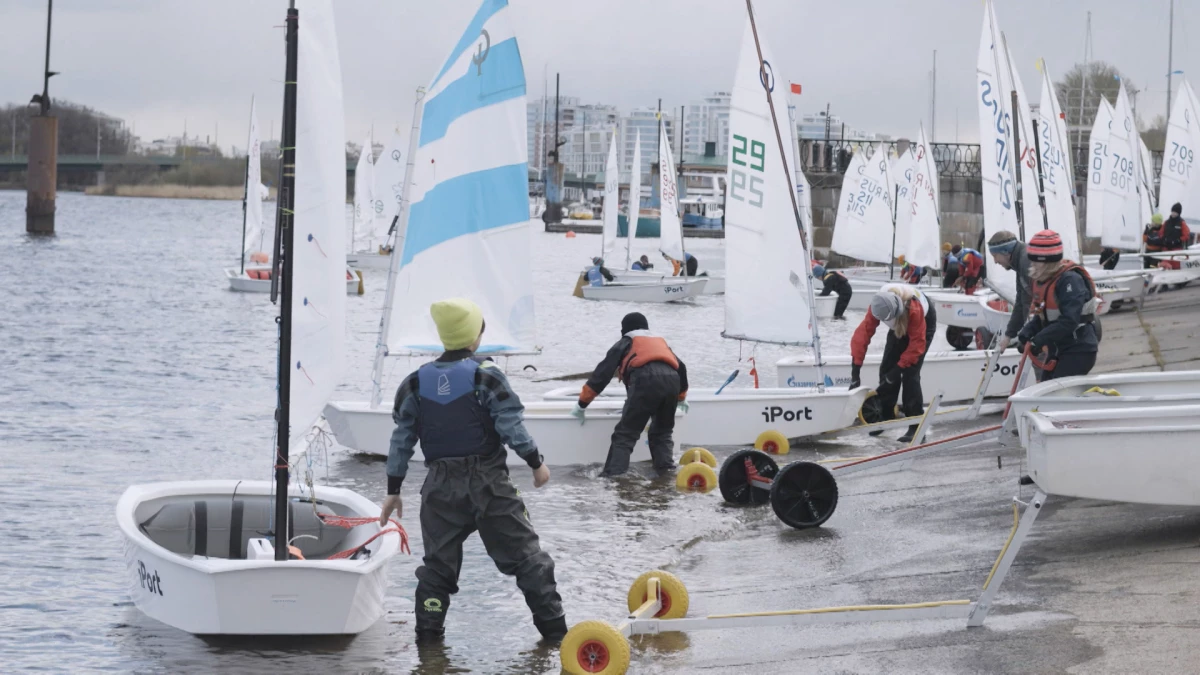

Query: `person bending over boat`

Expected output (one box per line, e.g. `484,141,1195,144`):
941,242,961,288
572,312,689,476
662,251,699,276
631,254,655,271
587,257,615,286
986,230,1032,355
849,285,936,443
1017,231,1099,382
899,259,928,285
952,245,984,295
380,298,566,645
812,264,852,320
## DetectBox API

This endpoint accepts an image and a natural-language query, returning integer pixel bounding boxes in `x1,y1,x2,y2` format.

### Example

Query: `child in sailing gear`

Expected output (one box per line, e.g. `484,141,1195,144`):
586,257,615,286
575,312,689,476
850,286,937,443
1017,231,1099,381
986,230,1032,355
380,298,566,645
813,264,852,320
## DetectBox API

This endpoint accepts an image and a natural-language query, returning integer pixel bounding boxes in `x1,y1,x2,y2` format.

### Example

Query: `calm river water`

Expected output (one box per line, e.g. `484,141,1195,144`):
0,190,946,673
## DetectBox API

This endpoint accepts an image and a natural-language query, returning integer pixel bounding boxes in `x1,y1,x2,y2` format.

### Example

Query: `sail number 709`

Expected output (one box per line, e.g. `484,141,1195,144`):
730,134,766,207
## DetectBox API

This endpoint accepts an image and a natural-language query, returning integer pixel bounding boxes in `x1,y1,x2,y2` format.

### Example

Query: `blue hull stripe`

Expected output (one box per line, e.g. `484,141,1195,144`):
420,37,525,147
401,163,529,266
430,0,510,90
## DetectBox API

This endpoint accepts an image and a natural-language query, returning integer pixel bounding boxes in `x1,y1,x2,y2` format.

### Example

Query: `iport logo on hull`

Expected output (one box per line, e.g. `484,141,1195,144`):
762,405,813,422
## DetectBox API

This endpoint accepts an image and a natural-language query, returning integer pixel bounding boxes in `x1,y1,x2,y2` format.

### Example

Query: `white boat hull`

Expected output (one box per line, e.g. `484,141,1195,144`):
610,270,725,295
117,481,399,635
535,387,872,445
346,252,392,270
924,291,990,329
1082,253,1143,272
226,267,361,294
776,349,1023,402
580,278,706,302
1024,405,1200,505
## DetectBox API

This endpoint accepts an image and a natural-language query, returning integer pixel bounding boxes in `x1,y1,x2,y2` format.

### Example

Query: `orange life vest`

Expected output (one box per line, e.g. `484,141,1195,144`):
618,335,679,381
1032,263,1097,324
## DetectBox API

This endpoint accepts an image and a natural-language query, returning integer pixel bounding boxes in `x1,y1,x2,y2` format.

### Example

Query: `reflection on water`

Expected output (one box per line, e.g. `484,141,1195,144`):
0,190,924,672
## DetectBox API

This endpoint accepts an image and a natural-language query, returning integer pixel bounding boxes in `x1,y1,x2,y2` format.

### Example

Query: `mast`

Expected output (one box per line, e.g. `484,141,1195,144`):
370,88,426,409
999,31,1027,240
930,50,937,143
240,157,249,274
271,0,299,562
1030,116,1051,230
744,0,825,390
1167,0,1175,124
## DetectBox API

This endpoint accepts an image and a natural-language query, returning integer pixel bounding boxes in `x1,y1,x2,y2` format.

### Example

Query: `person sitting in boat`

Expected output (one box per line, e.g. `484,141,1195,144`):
941,242,961,288
1016,230,1100,382
812,264,852,320
1143,213,1166,269
1158,203,1192,271
572,312,689,477
1099,247,1120,271
587,257,615,286
631,254,655,271
849,284,936,444
986,230,1032,355
380,298,566,645
952,245,984,295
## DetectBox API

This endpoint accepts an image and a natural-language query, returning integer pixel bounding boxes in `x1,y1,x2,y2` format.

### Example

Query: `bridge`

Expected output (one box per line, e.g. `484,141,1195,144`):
0,154,361,183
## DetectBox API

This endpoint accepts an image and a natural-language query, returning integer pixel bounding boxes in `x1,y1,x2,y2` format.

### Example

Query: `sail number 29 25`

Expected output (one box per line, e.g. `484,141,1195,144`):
730,134,766,207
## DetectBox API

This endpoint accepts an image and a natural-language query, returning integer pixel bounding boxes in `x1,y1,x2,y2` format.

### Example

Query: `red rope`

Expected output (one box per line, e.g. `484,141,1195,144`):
318,514,411,557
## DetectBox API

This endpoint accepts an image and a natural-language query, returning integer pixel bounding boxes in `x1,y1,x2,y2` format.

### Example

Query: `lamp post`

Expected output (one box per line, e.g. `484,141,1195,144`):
26,0,58,235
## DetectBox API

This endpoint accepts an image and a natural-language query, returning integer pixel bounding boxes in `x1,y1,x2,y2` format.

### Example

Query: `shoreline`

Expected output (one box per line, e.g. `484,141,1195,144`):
83,184,279,201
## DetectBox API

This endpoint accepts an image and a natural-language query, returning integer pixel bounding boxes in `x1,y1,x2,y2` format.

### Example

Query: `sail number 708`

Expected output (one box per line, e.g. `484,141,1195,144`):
730,134,765,207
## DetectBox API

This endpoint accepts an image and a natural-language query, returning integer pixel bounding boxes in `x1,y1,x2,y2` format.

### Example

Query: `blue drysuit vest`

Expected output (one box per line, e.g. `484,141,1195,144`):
587,265,605,286
416,359,501,461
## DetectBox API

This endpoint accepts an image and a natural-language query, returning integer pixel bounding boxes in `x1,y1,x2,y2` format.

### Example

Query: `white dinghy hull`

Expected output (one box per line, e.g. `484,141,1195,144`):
1024,405,1200,505
924,291,990,329
346,252,392,270
580,278,707,303
226,267,360,294
777,349,1023,401
609,270,725,295
117,481,399,635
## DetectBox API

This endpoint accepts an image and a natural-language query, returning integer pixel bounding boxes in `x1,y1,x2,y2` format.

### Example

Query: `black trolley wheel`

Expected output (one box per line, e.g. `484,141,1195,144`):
718,449,779,505
945,325,974,351
769,461,839,529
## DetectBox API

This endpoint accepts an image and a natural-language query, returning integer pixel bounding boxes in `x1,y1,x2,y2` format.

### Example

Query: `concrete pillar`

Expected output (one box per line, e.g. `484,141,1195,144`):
26,114,57,235
542,162,564,224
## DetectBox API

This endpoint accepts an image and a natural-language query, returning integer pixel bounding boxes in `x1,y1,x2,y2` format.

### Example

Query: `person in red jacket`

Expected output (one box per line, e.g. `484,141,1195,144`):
952,245,985,294
849,285,937,443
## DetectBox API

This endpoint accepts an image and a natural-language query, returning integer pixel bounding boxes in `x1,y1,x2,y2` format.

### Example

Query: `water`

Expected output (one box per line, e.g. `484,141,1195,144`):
0,190,941,673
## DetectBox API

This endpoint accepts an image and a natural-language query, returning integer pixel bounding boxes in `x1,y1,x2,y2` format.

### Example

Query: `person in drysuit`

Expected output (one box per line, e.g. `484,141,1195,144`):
813,264,852,320
631,254,655,271
941,242,961,288
586,257,615,286
986,230,1032,355
573,312,689,476
849,285,937,443
1017,230,1100,381
380,298,566,645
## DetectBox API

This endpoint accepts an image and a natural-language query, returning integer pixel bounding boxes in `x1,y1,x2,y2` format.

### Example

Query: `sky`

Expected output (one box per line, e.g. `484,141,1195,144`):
0,0,1194,152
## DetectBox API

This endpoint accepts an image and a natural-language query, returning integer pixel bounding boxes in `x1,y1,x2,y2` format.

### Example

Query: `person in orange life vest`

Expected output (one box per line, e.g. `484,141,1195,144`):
1143,213,1166,269
572,312,689,476
813,264,852,320
1016,230,1100,382
849,285,937,443
952,245,984,294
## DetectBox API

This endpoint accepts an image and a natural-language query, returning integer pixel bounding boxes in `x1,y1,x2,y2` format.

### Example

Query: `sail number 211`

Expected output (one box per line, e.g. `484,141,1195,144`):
730,134,766,207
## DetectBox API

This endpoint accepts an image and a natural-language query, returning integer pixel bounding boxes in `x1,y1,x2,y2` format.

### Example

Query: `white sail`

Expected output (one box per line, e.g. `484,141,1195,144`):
625,129,642,268
1085,98,1113,238
1036,63,1081,263
1100,83,1142,250
658,117,684,261
787,101,814,246
1004,40,1042,239
830,144,894,264
373,128,407,229
724,18,813,345
975,0,1018,300
1159,79,1200,218
1138,134,1155,224
289,0,346,442
890,148,915,261
352,134,377,252
242,98,265,255
906,125,941,268
601,129,620,258
386,0,535,354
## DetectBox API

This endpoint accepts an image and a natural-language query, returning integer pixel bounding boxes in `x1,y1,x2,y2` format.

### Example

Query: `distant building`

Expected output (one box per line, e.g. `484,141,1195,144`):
794,110,884,141
682,92,731,160
619,107,676,180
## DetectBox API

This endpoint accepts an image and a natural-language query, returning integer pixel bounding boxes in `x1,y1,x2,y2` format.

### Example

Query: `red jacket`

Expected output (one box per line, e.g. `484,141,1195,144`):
850,296,929,369
960,250,984,278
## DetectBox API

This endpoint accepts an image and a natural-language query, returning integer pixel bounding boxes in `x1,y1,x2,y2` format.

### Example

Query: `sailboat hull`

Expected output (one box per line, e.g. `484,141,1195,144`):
580,279,707,302
225,267,361,294
609,271,725,295
117,481,398,635
777,349,1023,402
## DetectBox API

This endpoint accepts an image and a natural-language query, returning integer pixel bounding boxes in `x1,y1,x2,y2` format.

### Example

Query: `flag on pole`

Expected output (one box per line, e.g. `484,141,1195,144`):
790,83,802,94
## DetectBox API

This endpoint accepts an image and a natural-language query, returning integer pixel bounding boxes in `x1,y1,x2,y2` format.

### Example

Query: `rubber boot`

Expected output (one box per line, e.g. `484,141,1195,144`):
415,586,448,643
536,615,568,644
897,424,920,444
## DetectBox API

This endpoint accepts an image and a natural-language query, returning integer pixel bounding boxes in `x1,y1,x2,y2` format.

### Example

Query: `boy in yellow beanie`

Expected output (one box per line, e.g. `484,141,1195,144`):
379,298,565,644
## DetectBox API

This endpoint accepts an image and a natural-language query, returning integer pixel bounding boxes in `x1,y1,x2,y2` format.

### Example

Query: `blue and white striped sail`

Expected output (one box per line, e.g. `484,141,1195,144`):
386,0,536,355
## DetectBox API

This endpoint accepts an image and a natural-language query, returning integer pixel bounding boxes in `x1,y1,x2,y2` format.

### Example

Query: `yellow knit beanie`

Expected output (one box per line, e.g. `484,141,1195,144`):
430,298,484,351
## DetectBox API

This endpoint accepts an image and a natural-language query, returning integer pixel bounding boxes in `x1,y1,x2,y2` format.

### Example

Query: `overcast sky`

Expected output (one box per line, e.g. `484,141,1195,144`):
1,0,1193,151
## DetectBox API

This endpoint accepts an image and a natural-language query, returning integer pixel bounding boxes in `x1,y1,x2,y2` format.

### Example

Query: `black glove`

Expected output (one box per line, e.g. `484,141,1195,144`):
1016,336,1029,355
882,366,903,387
849,364,862,389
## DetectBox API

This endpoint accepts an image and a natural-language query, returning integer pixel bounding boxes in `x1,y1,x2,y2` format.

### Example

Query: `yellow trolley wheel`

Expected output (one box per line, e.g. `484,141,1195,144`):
679,447,717,468
858,391,882,425
560,620,630,675
675,462,717,493
754,429,790,455
626,570,690,620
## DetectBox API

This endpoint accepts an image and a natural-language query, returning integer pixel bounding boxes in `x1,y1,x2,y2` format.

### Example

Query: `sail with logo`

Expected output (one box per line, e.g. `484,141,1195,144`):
658,117,685,262
1086,98,1114,238
241,98,266,260
600,129,620,259
1100,82,1143,251
975,0,1019,301
890,148,915,262
351,134,378,253
1159,79,1200,218
905,125,941,268
386,0,537,354
374,128,407,231
1035,60,1081,263
830,144,894,264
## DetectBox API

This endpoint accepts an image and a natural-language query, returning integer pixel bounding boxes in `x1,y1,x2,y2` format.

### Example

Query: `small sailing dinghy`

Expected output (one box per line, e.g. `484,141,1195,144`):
224,98,274,291
346,134,389,270
120,1,405,636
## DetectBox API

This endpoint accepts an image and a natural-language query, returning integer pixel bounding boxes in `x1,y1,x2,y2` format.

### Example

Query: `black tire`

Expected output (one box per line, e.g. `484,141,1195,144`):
946,325,974,351
859,394,885,424
769,461,839,529
718,449,778,506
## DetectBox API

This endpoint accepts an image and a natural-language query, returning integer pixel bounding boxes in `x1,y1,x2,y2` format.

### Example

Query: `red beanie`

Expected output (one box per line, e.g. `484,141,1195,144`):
1027,230,1064,262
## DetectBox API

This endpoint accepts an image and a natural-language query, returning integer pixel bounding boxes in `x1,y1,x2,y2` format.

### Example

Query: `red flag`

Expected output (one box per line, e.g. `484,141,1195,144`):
790,83,802,95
